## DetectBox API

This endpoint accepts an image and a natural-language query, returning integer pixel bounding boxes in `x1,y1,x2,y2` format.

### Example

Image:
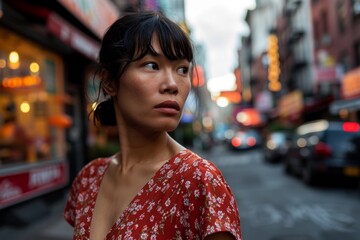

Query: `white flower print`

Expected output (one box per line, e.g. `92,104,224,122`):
193,168,202,180
165,198,171,207
140,232,148,239
209,206,215,215
194,189,200,198
147,201,155,212
205,171,214,181
225,222,231,229
166,170,174,178
217,210,225,220
170,206,177,215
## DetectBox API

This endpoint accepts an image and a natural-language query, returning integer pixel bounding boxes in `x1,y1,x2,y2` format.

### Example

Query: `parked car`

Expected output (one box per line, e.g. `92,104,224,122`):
229,129,262,151
264,131,291,163
284,120,360,185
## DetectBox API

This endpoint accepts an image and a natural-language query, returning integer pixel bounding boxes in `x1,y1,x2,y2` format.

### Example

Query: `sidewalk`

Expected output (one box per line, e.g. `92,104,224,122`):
0,191,73,240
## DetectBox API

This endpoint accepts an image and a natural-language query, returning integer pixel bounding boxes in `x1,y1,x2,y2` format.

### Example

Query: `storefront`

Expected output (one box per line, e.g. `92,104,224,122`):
330,67,360,121
0,0,121,212
0,27,69,209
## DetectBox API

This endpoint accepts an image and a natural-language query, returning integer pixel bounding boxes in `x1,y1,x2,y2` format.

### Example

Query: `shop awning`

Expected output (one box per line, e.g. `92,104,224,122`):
330,98,360,114
46,13,100,61
3,1,101,61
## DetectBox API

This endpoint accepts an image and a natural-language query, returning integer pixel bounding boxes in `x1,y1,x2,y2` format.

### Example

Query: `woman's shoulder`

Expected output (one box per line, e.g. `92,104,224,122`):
181,149,222,176
76,155,113,179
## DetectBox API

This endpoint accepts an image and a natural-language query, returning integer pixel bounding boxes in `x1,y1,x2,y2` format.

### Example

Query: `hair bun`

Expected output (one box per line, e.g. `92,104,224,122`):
93,98,117,126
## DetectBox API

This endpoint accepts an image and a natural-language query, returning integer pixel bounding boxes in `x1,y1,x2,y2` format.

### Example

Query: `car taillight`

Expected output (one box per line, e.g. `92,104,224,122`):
232,137,242,147
314,142,332,157
247,137,256,146
343,122,360,132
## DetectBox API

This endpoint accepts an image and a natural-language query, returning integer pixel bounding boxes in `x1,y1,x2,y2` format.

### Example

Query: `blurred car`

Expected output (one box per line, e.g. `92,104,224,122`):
229,129,262,151
284,120,360,185
264,131,291,163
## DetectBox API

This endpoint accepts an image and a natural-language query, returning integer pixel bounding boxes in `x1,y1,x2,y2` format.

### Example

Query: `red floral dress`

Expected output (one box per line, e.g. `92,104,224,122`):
64,149,242,239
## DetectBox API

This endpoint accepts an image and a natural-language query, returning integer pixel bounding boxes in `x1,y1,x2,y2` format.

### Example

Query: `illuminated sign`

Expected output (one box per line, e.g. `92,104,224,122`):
1,76,42,89
278,90,303,118
267,34,281,92
342,67,360,99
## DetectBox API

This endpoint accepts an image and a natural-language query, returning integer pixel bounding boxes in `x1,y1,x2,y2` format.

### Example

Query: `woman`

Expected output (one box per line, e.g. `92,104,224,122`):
64,11,242,240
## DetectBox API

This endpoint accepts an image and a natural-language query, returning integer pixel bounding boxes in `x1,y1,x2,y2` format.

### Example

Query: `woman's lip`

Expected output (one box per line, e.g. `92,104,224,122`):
154,101,180,115
154,108,180,115
154,101,180,110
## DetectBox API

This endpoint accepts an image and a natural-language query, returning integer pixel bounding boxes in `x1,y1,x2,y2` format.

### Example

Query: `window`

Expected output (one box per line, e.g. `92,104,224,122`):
0,28,66,166
337,1,346,33
355,42,360,67
353,0,360,16
321,11,328,35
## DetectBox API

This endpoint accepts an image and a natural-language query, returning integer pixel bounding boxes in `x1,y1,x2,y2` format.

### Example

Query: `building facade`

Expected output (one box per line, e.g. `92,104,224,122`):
0,0,119,215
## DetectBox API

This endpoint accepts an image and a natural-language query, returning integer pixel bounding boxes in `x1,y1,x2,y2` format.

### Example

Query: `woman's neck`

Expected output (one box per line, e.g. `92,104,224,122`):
114,131,184,174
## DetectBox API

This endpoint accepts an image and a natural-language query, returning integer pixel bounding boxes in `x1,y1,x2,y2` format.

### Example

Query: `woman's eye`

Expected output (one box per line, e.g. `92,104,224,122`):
178,67,189,75
144,62,159,70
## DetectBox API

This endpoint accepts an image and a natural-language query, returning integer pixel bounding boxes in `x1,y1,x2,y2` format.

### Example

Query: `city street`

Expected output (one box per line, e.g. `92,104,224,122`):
210,144,360,240
1,144,359,240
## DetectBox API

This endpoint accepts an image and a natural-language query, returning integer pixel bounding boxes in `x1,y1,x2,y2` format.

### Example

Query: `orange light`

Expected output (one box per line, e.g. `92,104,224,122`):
192,65,205,87
219,91,241,103
48,114,73,128
234,68,242,91
267,34,281,92
1,76,41,88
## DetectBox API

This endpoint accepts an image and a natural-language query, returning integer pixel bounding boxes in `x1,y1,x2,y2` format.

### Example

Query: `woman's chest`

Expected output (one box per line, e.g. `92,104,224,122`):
73,173,202,239
90,174,151,239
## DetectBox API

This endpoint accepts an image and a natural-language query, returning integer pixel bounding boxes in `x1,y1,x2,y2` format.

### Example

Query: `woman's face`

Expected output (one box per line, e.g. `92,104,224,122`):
112,34,192,133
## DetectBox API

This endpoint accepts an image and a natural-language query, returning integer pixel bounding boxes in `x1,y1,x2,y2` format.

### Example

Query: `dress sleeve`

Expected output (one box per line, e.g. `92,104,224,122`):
195,160,242,240
64,170,82,227
63,159,95,226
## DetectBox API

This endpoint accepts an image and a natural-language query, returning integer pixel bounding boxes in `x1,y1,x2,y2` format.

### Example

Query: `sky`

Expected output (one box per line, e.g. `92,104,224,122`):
185,0,256,93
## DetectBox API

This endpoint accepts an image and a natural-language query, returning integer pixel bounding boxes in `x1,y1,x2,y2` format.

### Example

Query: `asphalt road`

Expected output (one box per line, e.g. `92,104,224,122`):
207,144,360,240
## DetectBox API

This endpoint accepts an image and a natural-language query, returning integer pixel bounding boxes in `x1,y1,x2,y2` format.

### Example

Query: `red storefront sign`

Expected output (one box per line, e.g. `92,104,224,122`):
0,161,68,209
315,67,340,83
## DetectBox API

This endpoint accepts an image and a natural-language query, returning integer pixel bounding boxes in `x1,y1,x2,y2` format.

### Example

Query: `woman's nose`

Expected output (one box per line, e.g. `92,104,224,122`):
160,70,178,94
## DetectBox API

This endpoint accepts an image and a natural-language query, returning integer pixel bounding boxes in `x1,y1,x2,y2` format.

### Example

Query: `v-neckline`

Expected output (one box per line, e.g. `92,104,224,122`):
89,149,189,239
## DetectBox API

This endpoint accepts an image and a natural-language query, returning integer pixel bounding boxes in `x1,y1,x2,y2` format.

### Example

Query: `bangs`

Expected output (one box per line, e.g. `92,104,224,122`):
132,15,193,62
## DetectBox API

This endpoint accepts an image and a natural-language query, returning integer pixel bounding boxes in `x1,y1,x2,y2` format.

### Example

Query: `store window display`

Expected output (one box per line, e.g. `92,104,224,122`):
0,102,28,163
0,27,67,167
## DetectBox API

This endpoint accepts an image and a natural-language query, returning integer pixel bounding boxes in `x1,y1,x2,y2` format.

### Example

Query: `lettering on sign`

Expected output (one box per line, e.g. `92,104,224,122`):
29,166,61,188
0,180,22,201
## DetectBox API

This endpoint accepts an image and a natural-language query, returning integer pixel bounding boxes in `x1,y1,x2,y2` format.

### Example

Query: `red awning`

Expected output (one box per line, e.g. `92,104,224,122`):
4,1,100,61
46,13,100,61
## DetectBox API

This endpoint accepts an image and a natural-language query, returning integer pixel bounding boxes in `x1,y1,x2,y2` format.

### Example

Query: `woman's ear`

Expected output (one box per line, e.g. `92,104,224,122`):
101,71,117,96
103,81,117,96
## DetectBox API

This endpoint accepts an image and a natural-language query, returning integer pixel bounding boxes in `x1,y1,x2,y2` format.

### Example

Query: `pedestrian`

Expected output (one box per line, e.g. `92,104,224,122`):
64,11,242,240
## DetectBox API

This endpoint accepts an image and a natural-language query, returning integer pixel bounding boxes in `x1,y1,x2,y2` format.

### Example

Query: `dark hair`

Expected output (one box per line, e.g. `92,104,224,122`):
93,11,194,126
